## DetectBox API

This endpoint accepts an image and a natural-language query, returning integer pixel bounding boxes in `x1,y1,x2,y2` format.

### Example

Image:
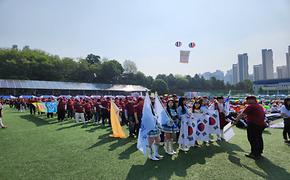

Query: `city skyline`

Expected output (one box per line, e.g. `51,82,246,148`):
202,45,290,84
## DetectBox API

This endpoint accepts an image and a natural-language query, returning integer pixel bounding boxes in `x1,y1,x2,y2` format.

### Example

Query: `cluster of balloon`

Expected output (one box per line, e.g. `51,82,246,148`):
188,42,195,48
175,41,196,63
174,41,196,48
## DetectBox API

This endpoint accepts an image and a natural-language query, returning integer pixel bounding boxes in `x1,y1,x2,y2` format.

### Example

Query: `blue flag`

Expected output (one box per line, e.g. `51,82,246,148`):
45,102,58,113
137,93,156,156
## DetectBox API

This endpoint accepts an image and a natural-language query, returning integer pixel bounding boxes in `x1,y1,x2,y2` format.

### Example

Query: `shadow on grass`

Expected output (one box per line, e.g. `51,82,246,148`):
228,155,290,179
20,114,58,126
87,132,134,151
109,138,132,152
118,142,138,159
87,133,115,150
126,142,245,179
56,123,83,131
85,125,104,133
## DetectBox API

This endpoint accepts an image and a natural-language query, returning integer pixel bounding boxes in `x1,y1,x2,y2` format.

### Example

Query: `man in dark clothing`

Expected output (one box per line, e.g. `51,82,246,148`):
67,99,74,119
57,98,66,122
125,98,136,137
235,96,266,160
134,97,144,137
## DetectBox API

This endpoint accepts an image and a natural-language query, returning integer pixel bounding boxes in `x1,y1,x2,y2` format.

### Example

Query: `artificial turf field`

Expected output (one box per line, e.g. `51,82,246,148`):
0,106,289,180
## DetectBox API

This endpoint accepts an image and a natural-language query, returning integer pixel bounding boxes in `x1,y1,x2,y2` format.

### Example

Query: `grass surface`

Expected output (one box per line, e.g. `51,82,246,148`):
0,106,289,180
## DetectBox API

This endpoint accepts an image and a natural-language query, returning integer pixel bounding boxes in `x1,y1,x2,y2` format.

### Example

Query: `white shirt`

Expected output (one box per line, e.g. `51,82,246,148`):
280,105,290,117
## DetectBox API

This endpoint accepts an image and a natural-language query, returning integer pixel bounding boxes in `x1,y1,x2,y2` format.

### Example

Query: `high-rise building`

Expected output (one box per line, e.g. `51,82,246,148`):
238,53,249,82
262,49,274,79
276,65,287,79
253,64,263,81
286,45,290,77
232,64,238,84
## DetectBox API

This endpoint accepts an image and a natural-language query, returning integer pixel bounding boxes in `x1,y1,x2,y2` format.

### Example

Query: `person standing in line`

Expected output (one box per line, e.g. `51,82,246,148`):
125,97,136,137
84,99,93,122
0,100,7,128
93,99,101,125
177,97,190,152
234,96,266,160
57,98,66,122
46,98,54,118
67,98,74,119
280,98,290,144
163,98,179,155
134,97,144,137
74,99,85,126
213,96,228,141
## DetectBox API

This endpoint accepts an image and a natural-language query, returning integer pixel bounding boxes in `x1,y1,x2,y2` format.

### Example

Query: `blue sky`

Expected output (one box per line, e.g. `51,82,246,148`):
0,0,289,77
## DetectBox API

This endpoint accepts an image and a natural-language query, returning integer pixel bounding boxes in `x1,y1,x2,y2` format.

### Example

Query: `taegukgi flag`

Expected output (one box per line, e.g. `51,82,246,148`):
207,110,221,135
193,113,210,142
178,115,197,147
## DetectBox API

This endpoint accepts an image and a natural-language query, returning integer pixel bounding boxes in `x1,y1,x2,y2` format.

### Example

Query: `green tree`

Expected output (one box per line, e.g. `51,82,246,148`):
123,60,137,74
99,60,124,83
152,79,169,95
85,54,101,65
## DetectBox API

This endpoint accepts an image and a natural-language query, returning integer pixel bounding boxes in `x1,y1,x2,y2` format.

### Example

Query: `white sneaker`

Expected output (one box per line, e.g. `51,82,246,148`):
184,146,190,151
155,154,164,158
149,156,159,161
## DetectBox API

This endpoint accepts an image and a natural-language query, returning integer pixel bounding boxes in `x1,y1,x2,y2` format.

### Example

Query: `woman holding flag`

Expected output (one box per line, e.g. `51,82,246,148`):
213,96,228,141
162,98,179,155
177,97,191,151
137,94,164,161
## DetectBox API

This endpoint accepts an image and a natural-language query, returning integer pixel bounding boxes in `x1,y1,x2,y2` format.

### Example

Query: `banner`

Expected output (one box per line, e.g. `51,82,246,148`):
193,113,210,142
45,102,58,113
110,101,126,138
180,50,190,63
137,93,157,156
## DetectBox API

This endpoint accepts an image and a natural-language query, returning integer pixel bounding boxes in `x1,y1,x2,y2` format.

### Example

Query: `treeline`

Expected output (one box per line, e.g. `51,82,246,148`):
0,45,253,95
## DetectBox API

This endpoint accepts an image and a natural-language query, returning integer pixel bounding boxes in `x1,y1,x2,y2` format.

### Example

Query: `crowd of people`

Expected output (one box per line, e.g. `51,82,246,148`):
1,94,289,161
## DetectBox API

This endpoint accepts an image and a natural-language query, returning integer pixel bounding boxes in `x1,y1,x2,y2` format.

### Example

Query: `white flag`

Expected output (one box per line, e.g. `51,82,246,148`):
154,94,170,126
180,50,190,63
137,93,156,156
223,123,235,142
